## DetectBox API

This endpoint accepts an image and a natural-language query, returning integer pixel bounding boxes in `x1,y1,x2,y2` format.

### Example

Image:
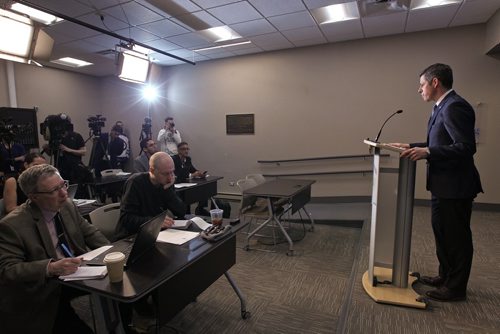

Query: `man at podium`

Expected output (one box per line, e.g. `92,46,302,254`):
392,63,482,302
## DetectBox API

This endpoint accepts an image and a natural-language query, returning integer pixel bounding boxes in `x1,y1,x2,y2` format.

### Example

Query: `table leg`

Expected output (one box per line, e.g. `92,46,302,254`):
224,272,251,319
90,293,126,334
301,206,315,232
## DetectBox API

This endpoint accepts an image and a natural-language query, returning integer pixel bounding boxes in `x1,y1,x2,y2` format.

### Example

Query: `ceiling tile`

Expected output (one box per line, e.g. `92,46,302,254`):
319,19,364,43
168,32,214,48
207,2,263,25
79,12,130,32
115,26,160,42
362,12,407,38
229,19,277,37
268,11,316,31
29,0,94,17
147,39,182,52
451,0,500,26
104,1,165,26
139,19,190,38
191,0,241,9
406,4,461,32
44,21,100,41
248,0,306,17
281,26,325,43
250,32,294,48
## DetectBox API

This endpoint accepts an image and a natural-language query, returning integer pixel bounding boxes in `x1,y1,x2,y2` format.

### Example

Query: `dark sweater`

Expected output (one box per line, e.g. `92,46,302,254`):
116,173,186,238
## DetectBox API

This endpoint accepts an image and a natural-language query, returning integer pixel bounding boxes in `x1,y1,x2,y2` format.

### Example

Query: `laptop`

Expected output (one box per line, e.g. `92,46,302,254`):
67,183,96,206
85,213,164,268
67,183,78,200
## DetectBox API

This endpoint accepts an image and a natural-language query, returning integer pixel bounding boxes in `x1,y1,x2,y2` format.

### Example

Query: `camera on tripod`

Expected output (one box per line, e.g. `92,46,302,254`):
88,115,106,137
40,114,72,149
0,118,18,143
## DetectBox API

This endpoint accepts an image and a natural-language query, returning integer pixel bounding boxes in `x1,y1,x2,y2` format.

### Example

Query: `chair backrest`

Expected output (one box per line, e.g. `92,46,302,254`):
237,179,259,212
89,202,121,241
100,169,123,177
0,199,5,219
246,173,266,185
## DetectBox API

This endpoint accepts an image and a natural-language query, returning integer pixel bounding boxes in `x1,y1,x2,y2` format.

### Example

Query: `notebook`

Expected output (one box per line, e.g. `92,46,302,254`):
85,213,164,268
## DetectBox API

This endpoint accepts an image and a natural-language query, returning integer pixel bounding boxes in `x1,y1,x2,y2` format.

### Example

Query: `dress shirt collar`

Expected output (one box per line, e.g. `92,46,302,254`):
435,89,454,107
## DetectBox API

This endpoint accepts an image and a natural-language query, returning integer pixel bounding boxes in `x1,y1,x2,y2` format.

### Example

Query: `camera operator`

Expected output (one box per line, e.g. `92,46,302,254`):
0,120,26,175
59,124,86,184
109,124,129,169
157,117,181,156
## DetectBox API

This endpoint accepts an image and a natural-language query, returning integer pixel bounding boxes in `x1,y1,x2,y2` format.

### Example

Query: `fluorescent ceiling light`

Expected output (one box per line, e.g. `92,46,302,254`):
193,41,251,52
118,50,150,84
311,2,359,25
0,8,34,59
51,57,93,68
10,3,63,25
411,0,462,10
199,26,242,43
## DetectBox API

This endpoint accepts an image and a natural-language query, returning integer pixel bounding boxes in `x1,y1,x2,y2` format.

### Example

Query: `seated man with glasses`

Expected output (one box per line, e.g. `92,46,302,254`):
0,164,109,334
173,142,210,216
116,151,186,239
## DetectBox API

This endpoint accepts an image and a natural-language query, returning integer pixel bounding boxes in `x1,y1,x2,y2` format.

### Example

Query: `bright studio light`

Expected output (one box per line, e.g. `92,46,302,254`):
142,85,158,101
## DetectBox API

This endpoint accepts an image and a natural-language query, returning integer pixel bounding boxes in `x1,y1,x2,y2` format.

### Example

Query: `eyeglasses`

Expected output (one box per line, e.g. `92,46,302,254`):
34,180,69,195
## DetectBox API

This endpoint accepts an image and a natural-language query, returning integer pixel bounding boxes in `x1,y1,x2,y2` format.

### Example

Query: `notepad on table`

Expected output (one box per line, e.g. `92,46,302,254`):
172,216,212,230
59,266,108,281
157,229,200,245
174,183,197,189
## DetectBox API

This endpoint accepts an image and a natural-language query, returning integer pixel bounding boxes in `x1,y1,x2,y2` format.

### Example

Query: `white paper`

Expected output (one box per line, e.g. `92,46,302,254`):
81,245,113,261
189,217,212,230
116,172,131,176
157,229,199,245
59,266,107,281
174,183,197,189
172,220,191,229
73,199,97,206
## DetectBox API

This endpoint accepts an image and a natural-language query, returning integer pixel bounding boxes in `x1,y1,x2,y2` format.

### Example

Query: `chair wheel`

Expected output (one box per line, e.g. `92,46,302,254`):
286,250,294,256
244,245,250,251
241,311,251,319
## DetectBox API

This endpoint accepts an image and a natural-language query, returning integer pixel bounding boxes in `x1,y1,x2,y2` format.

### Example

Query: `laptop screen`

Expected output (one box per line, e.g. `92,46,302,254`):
67,184,78,199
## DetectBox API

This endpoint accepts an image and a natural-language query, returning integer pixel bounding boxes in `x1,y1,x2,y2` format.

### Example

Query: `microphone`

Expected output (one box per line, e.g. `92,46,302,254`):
373,109,403,142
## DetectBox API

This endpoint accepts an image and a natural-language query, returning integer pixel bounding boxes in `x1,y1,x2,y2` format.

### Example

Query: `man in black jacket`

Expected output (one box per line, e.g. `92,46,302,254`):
116,152,186,239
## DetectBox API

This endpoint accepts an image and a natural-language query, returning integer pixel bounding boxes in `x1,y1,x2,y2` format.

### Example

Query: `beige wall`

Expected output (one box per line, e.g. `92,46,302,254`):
157,24,500,203
1,24,499,204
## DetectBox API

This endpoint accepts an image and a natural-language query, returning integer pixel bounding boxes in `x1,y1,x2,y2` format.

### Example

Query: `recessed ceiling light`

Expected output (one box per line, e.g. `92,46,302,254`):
311,2,359,25
193,41,251,53
199,26,242,43
10,3,63,25
411,0,462,10
51,57,92,67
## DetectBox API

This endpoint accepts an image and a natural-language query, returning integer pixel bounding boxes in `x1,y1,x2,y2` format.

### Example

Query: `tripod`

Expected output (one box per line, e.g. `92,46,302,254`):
86,133,111,177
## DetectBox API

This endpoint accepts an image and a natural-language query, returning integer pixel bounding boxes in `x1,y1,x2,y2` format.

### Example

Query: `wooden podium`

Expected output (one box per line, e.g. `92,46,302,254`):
362,140,426,309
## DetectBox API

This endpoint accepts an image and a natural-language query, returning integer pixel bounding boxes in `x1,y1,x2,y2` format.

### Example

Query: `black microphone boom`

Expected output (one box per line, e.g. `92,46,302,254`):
374,109,403,142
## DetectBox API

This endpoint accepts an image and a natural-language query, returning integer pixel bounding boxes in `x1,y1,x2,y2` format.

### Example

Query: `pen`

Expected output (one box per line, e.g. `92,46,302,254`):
60,243,75,258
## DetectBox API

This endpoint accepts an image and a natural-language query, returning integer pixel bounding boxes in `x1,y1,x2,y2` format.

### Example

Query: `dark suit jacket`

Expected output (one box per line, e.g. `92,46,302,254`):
172,154,197,182
0,200,109,334
411,90,482,199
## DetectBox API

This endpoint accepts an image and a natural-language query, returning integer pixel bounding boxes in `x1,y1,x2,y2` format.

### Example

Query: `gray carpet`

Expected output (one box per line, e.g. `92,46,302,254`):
73,206,500,333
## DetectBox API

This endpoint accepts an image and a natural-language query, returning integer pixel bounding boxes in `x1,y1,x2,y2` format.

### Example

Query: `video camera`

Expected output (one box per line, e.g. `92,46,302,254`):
0,118,18,143
40,114,72,148
88,115,106,137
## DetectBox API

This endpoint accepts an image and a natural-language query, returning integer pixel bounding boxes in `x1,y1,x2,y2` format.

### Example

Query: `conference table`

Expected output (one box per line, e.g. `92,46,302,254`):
243,179,315,256
175,175,223,206
61,218,249,333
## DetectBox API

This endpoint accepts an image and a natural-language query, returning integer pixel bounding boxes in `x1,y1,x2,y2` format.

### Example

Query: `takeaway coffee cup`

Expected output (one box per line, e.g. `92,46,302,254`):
103,252,125,283
210,208,224,226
